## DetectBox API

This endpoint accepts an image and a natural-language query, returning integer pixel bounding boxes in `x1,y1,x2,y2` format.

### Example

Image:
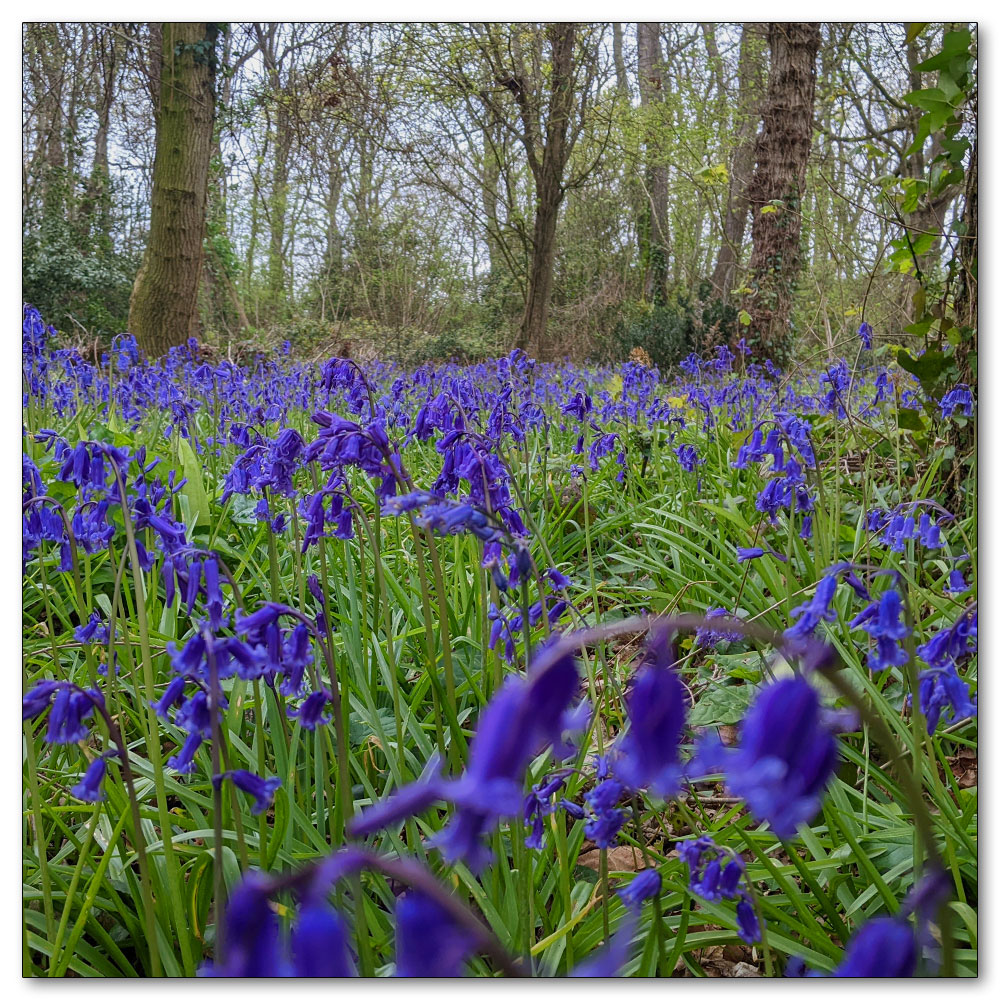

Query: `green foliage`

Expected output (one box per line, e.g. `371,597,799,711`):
607,283,739,368
22,214,137,338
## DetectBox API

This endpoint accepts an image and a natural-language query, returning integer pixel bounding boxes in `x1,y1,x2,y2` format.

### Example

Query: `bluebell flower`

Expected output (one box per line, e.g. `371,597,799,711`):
201,874,288,976
939,384,973,419
716,678,839,839
289,690,332,730
679,835,762,943
856,588,910,672
735,899,761,945
617,868,661,911
74,611,111,645
784,574,838,641
583,777,626,848
291,901,355,977
175,689,213,736
614,630,686,797
23,680,61,720
168,732,203,774
150,675,187,720
825,562,870,602
351,638,583,870
395,891,476,977
695,608,743,648
918,661,976,734
832,917,917,977
45,686,100,744
214,770,282,815
523,773,567,849
858,322,873,350
71,754,110,802
674,444,702,472
945,569,969,595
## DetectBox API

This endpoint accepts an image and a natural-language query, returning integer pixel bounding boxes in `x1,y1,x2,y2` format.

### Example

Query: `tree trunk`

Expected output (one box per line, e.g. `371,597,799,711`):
637,22,670,303
711,24,765,299
612,23,628,93
129,23,217,356
83,26,116,242
517,22,576,355
744,22,821,361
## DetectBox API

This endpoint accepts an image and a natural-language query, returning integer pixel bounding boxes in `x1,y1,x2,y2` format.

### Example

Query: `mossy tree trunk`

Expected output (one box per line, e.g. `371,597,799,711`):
744,22,821,361
129,23,218,357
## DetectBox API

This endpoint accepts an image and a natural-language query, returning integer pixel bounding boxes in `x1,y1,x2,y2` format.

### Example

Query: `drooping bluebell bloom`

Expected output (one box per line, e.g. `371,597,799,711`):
674,444,702,472
717,678,839,839
394,891,477,977
737,546,765,562
175,689,213,736
784,574,839,641
614,630,686,797
74,611,111,645
289,690,332,730
523,773,568,850
916,513,942,550
291,901,355,977
167,732,203,774
825,562,870,602
350,641,583,871
617,868,661,911
939,384,973,419
918,660,977,734
71,754,110,802
583,777,626,848
214,770,282,815
945,569,969,595
859,588,910,672
150,675,187,720
695,608,743,648
832,917,917,977
45,686,100,744
858,322,873,350
23,679,61,720
201,874,289,977
678,834,761,943
735,899,761,945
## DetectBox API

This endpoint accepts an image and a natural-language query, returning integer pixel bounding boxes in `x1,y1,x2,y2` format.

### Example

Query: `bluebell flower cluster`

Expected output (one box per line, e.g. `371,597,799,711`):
849,587,911,672
916,608,977,733
678,835,761,943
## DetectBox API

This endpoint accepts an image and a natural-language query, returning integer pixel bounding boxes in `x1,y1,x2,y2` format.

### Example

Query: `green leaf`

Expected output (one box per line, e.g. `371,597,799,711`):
905,22,929,44
177,436,211,531
688,684,756,727
896,347,947,384
897,409,925,432
915,29,972,73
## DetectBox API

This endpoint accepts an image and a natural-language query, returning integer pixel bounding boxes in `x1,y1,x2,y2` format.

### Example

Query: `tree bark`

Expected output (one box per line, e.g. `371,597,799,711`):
82,25,117,242
637,22,671,302
612,23,628,93
128,23,218,356
744,22,821,360
711,24,766,299
517,23,577,355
